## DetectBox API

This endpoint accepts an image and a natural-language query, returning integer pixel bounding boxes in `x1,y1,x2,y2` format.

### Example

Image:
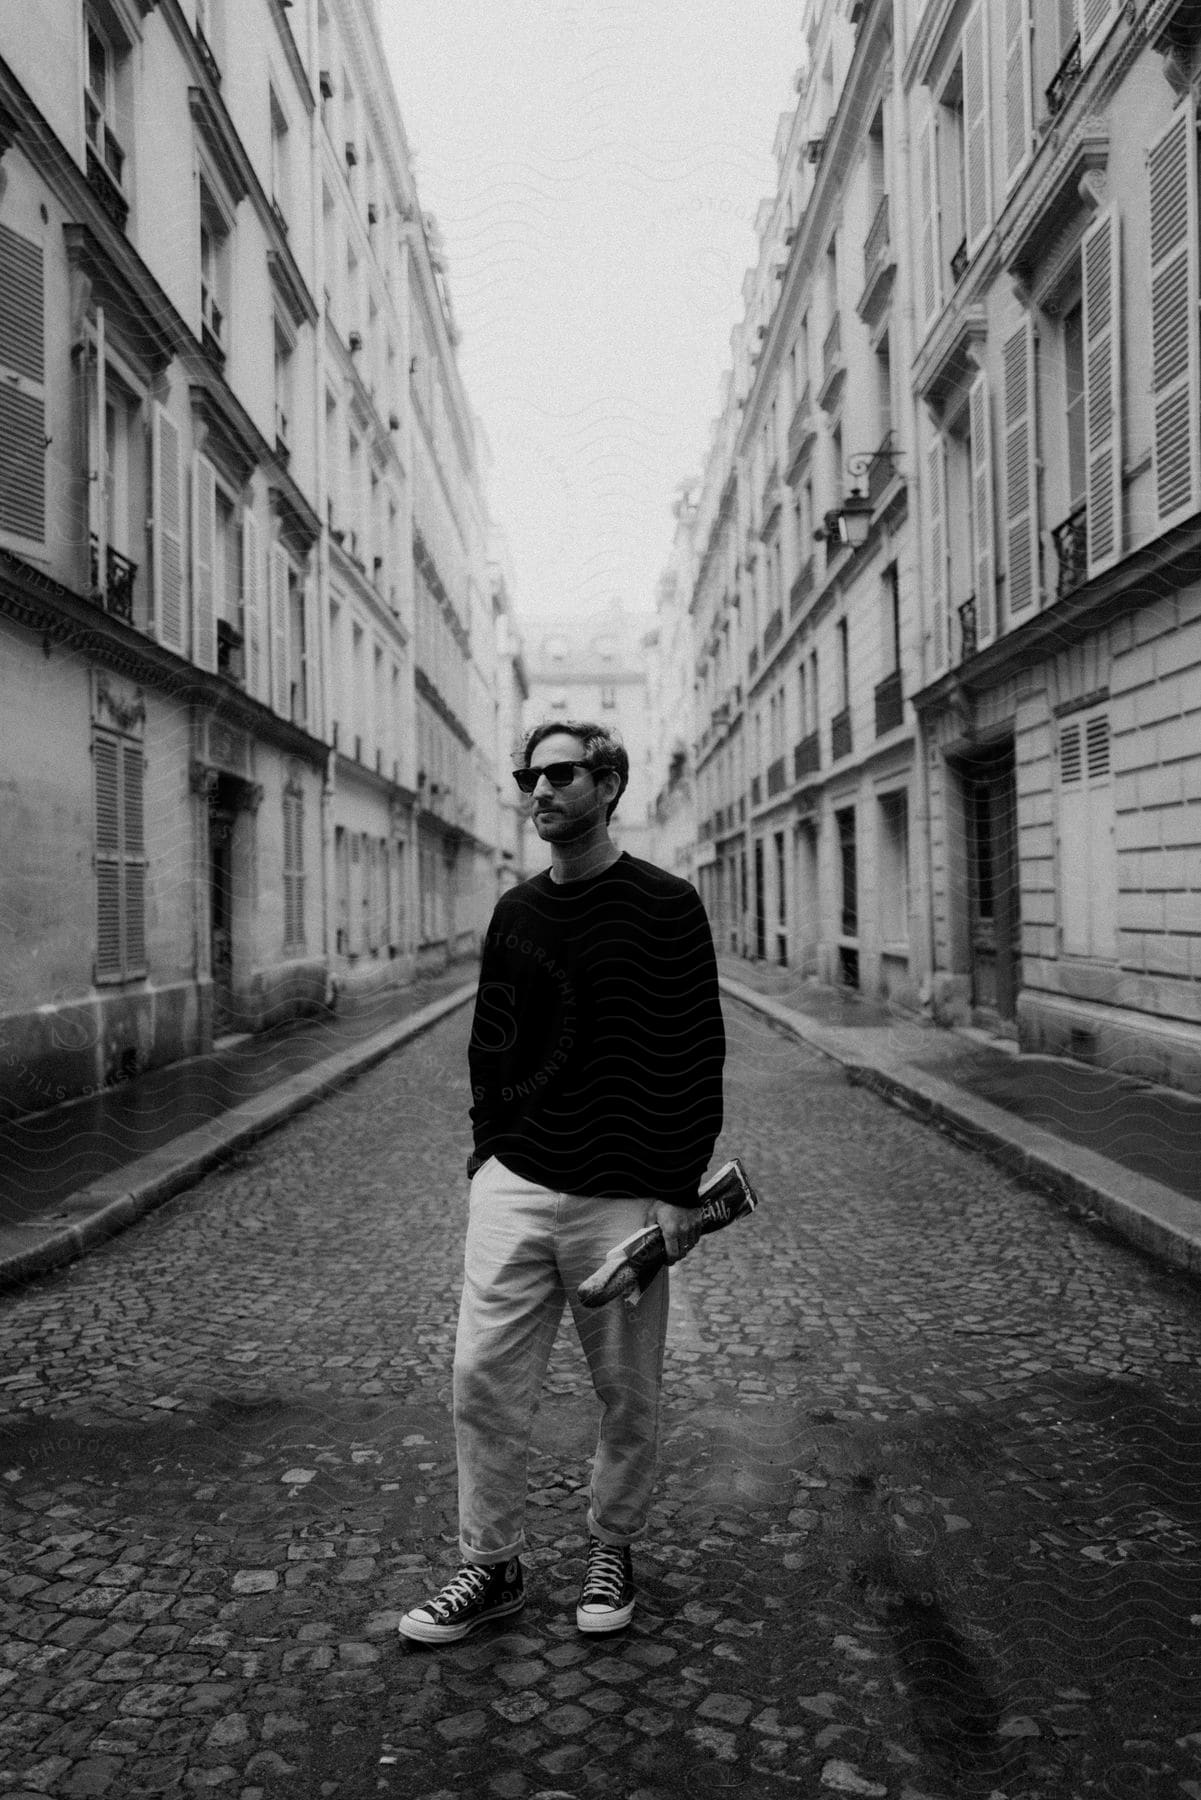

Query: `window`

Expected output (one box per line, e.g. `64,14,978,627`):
0,223,47,543
269,89,290,223
84,12,126,194
1056,707,1116,958
283,782,306,952
274,321,294,452
1063,301,1086,510
199,179,230,357
880,563,901,678
94,725,146,982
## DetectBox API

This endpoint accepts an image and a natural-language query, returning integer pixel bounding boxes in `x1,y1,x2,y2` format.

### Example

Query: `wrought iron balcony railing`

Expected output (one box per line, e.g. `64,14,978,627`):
1051,501,1087,599
89,536,137,623
822,313,842,384
874,670,903,737
85,144,129,231
863,192,890,283
794,731,820,781
1046,32,1081,117
958,594,978,661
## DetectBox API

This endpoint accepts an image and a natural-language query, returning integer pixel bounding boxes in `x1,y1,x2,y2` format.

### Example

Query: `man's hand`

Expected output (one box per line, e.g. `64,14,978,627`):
645,1200,702,1264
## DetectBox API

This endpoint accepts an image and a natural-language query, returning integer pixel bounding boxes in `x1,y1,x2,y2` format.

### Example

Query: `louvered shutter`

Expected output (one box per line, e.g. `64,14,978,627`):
122,740,147,972
1081,210,1123,576
1079,0,1116,63
0,222,46,541
969,373,997,645
926,433,949,671
1057,708,1116,956
1057,719,1090,954
917,103,941,330
304,570,320,733
1148,103,1200,531
270,544,291,718
1003,0,1032,189
1003,318,1039,617
192,453,218,672
94,735,123,978
242,511,263,700
963,2,992,256
151,403,186,652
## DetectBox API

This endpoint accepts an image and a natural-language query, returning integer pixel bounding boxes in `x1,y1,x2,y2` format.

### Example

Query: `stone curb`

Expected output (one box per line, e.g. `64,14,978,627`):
0,983,477,1292
721,975,1201,1282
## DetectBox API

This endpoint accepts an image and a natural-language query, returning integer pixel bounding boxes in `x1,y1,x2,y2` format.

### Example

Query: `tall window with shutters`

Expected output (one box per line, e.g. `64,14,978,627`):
1002,317,1040,619
282,781,305,953
1148,100,1200,536
0,222,46,545
1056,707,1116,959
93,726,147,983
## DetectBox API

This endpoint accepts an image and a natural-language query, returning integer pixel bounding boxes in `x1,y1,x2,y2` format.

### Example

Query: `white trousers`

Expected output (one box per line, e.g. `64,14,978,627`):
452,1155,670,1565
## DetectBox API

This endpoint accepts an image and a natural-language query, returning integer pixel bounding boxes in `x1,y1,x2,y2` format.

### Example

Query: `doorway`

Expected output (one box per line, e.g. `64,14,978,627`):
960,742,1021,1023
208,779,237,1035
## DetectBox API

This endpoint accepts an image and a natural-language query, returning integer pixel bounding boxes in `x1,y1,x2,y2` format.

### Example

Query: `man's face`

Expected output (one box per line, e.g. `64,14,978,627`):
525,733,614,842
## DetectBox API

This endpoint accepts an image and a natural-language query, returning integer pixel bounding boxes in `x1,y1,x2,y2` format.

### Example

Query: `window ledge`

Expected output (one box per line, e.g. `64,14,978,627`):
1001,116,1109,305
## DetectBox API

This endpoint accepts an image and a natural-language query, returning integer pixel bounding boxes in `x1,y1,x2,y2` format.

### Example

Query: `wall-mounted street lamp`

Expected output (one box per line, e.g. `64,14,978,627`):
814,443,903,551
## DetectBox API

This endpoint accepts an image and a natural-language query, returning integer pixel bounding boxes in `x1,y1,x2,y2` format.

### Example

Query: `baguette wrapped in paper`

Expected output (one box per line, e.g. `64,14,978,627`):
576,1159,759,1310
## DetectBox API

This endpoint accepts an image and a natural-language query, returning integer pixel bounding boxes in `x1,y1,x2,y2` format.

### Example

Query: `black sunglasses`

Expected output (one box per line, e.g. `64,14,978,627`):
512,760,609,794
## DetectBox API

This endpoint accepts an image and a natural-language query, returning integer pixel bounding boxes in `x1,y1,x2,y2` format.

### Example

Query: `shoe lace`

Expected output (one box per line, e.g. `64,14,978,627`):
582,1541,627,1604
429,1563,491,1620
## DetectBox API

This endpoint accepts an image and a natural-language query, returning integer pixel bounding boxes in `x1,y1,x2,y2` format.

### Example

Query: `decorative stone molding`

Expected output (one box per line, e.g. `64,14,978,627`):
93,671,146,736
1001,117,1109,298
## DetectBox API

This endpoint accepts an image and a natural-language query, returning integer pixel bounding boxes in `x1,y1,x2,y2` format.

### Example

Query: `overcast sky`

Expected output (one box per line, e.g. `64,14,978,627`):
379,1,802,625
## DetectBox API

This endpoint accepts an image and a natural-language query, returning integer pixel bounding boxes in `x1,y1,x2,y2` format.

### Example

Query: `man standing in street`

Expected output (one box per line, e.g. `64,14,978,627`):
399,720,726,1644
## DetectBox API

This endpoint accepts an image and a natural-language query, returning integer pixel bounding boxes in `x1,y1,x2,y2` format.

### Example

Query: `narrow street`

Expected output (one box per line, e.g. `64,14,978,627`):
2,997,1201,1800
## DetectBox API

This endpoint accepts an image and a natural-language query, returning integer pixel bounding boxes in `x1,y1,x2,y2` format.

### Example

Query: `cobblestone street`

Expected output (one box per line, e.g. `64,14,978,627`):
3,997,1201,1800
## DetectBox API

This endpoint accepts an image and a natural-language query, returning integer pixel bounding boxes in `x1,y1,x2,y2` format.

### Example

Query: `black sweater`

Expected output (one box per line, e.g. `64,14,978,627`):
468,853,725,1207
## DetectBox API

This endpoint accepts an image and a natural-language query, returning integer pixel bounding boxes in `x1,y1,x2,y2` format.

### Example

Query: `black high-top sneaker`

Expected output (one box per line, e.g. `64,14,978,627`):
576,1538,635,1633
399,1557,525,1644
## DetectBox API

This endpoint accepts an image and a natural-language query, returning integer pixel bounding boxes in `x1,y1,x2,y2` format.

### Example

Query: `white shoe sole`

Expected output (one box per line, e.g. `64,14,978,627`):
576,1599,635,1633
398,1594,525,1645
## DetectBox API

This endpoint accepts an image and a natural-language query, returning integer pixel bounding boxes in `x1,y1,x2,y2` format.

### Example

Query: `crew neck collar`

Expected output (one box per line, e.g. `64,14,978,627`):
547,850,627,887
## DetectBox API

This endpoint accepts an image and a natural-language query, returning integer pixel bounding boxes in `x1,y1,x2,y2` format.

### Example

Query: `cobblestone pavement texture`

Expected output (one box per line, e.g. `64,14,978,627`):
2,999,1201,1798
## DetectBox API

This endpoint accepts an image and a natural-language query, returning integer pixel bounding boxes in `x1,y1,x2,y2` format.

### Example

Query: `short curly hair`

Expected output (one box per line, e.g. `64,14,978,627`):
520,719,629,822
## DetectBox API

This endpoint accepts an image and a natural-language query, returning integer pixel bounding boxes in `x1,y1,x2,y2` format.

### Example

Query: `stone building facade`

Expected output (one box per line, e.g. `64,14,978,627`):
0,0,507,1117
654,0,1201,1095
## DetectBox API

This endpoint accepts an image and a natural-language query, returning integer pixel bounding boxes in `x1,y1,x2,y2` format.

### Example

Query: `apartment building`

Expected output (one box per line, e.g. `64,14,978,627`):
0,0,505,1117
686,0,923,1001
908,0,1201,1086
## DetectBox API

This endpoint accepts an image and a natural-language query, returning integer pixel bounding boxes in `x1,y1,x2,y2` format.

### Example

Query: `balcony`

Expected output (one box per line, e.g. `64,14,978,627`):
874,670,903,737
89,536,137,623
786,384,817,474
818,315,845,411
1051,502,1087,599
1046,32,1082,117
85,143,129,232
763,607,783,654
790,556,815,617
831,707,852,762
958,594,978,661
858,193,894,325
794,732,820,781
767,755,788,798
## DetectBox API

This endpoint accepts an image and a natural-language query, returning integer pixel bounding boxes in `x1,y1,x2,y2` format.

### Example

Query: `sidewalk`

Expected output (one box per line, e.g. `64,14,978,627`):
0,966,478,1290
719,955,1201,1281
